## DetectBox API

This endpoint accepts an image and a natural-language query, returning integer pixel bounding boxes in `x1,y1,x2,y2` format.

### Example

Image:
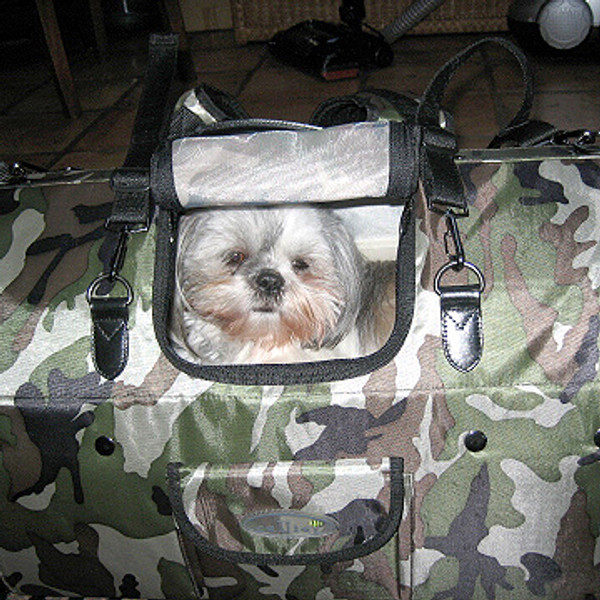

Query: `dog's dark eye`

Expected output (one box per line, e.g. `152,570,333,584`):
292,258,310,272
226,251,247,267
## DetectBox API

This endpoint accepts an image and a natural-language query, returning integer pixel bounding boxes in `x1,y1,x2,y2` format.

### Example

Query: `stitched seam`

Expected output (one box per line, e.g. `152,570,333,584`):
441,311,483,372
91,320,128,379
446,309,478,331
96,318,126,341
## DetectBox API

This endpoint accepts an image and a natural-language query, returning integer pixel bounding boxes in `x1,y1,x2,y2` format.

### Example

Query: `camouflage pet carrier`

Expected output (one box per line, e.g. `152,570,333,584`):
2,34,600,600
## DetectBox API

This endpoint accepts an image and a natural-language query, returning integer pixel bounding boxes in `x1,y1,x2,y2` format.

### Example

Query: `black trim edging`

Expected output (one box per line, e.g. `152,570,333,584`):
151,197,416,386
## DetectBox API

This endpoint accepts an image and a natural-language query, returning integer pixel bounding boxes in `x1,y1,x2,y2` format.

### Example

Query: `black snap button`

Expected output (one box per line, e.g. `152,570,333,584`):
95,436,116,456
594,429,600,447
465,430,487,452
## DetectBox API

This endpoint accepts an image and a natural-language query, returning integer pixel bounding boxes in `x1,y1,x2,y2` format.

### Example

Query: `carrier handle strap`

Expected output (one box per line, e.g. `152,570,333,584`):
417,36,535,216
106,33,180,232
88,34,180,381
417,37,535,374
419,36,556,149
417,36,534,140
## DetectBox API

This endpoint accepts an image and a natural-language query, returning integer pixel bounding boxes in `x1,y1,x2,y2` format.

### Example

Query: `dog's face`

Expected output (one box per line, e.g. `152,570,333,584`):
175,207,364,355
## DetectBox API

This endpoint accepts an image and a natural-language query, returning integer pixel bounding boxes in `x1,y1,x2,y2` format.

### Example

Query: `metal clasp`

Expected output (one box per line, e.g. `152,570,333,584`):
434,209,486,372
0,161,47,185
435,209,486,294
109,229,129,281
552,129,598,153
443,210,465,271
434,260,485,295
86,229,133,306
86,273,133,306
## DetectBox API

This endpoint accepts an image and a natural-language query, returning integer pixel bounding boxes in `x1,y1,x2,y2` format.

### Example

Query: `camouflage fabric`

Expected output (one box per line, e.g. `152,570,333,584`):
170,458,407,600
1,152,600,600
173,458,398,556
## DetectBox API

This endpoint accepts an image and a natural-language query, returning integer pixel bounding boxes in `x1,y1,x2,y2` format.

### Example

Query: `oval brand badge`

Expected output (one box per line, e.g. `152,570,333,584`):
240,510,339,539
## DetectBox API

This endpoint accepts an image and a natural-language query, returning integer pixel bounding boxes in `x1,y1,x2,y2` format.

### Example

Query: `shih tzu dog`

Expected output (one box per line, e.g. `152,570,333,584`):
169,206,395,364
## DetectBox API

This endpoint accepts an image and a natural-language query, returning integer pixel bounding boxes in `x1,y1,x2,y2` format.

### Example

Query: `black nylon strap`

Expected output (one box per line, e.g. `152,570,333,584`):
109,167,151,227
89,34,179,382
417,36,535,215
107,34,180,231
417,36,534,135
388,121,420,200
488,119,558,149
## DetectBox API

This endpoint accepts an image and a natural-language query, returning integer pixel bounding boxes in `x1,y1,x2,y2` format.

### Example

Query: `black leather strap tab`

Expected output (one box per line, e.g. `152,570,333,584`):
439,284,483,373
90,296,129,380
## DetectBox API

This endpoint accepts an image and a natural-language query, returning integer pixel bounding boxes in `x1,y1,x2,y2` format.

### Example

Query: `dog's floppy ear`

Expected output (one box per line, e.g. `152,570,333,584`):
319,210,365,348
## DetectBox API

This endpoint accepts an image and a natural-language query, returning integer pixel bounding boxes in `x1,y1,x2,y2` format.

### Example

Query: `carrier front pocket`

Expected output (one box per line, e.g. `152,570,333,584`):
167,457,410,600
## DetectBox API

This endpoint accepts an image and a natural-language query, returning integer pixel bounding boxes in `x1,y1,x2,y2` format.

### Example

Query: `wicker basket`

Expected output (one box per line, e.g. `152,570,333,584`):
230,0,510,44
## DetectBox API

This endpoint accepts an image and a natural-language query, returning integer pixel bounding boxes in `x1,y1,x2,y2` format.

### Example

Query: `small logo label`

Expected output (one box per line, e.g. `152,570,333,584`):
240,510,338,539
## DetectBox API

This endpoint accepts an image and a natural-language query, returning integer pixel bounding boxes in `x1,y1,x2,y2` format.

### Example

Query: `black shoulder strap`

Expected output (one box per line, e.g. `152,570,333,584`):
106,33,180,232
417,36,542,374
310,88,419,127
488,119,558,148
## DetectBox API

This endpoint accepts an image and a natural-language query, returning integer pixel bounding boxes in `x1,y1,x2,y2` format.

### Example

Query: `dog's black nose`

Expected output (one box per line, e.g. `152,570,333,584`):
255,269,284,296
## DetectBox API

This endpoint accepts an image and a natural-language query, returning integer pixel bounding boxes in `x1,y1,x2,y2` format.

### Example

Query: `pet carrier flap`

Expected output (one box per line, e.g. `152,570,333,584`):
161,120,419,208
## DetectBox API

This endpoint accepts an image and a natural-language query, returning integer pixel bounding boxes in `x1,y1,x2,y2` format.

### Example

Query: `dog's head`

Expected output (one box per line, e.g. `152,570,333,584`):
175,207,364,353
